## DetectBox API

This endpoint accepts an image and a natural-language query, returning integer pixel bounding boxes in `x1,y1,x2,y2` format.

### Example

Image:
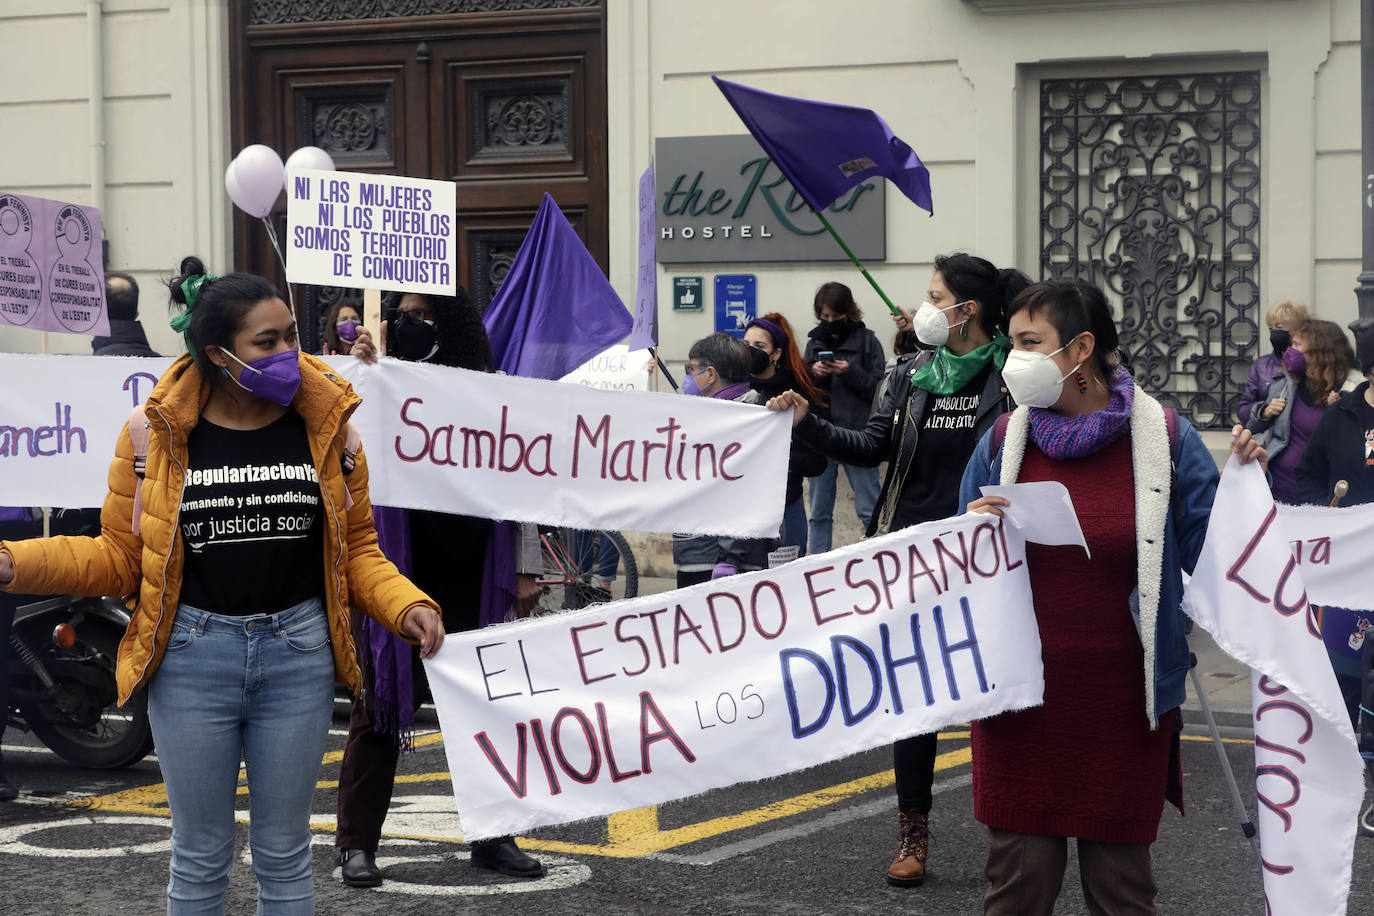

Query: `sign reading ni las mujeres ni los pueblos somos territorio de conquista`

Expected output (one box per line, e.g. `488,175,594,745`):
285,168,457,295
653,135,885,264
0,192,108,336
424,510,1046,840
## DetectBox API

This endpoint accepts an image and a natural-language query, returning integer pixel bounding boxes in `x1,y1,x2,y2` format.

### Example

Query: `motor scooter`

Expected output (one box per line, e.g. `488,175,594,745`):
6,591,153,769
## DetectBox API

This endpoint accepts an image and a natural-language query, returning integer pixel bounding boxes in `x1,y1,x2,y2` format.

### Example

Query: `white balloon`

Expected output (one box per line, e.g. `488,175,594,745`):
227,144,285,218
284,146,336,174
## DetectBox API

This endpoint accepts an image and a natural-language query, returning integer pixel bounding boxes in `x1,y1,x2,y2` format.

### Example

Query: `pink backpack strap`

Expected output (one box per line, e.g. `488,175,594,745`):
127,405,150,536
342,420,362,512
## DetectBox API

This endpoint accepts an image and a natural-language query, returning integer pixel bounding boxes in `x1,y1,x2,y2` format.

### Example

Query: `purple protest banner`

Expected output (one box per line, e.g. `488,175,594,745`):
0,192,107,336
629,161,658,351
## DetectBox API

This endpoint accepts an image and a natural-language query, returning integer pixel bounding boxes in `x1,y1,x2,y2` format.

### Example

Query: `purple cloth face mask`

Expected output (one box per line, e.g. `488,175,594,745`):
222,348,302,406
1282,346,1308,375
336,318,360,343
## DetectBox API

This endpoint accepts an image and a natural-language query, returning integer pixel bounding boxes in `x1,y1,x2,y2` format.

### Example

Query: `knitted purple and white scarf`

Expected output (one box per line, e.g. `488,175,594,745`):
1028,366,1135,459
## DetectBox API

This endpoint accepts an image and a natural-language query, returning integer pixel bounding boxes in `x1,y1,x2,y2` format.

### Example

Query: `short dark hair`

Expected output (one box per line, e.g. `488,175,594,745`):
166,255,280,376
813,282,861,321
932,253,1030,338
1006,280,1120,380
105,271,139,322
688,332,751,384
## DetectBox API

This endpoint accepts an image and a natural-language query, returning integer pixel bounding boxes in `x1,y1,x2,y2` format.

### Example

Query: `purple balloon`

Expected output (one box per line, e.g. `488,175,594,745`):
227,144,285,218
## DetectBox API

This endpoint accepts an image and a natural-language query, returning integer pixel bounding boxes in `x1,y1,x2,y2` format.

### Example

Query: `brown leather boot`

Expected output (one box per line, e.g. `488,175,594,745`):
886,810,929,887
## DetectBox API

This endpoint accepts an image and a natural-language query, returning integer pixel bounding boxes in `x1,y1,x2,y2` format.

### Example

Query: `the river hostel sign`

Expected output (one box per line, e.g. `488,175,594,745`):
654,135,886,264
286,168,457,295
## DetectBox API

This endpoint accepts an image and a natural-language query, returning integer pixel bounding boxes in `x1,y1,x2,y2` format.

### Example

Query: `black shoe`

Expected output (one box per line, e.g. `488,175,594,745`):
338,848,383,887
0,771,16,803
470,837,545,878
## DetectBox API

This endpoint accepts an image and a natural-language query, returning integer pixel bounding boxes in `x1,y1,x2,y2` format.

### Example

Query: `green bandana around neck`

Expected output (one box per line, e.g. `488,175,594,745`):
909,334,1011,396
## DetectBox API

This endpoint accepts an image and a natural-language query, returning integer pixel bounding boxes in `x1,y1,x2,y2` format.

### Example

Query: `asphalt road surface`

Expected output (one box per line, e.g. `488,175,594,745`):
3,705,1372,915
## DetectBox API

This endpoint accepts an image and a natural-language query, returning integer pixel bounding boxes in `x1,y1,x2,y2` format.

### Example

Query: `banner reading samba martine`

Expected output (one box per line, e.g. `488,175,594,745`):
423,510,1046,840
0,354,789,538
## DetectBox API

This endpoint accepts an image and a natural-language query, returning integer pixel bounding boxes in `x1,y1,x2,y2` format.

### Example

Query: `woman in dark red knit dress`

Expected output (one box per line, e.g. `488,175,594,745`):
959,281,1268,915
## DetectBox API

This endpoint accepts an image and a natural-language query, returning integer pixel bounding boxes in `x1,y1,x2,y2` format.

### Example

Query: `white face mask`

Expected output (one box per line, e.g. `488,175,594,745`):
1001,337,1083,408
912,299,970,347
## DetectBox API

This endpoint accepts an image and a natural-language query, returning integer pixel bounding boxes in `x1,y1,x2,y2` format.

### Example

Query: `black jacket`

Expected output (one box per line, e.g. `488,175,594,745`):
1297,381,1374,507
795,351,1012,537
91,319,160,357
802,322,886,430
750,368,827,505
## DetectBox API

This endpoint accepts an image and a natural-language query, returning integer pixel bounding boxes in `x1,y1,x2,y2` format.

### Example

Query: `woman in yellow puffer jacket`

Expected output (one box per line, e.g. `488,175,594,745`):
0,256,444,915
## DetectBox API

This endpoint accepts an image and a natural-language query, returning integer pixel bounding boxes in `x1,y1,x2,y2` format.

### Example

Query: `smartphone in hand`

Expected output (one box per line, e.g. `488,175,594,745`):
816,349,835,362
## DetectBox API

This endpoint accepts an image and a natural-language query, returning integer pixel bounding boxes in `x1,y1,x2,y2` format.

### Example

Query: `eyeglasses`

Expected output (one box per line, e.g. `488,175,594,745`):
684,362,711,376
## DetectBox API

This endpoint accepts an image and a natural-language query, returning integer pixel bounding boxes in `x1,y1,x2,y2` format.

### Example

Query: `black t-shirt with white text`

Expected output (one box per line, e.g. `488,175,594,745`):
177,412,325,616
891,364,993,531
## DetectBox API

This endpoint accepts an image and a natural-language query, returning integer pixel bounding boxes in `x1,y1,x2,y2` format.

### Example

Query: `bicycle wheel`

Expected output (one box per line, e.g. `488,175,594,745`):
535,528,639,613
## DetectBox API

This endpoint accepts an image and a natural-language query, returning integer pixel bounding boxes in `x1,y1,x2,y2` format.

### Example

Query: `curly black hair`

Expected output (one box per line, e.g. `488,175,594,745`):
384,287,494,372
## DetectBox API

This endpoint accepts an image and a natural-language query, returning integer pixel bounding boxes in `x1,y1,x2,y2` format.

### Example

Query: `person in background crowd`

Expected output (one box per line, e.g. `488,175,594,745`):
1,256,445,913
1246,317,1360,505
1237,298,1310,424
1298,322,1374,768
961,280,1266,915
321,298,363,357
802,282,887,553
744,313,826,556
674,333,780,586
768,252,1029,888
91,271,161,357
336,289,545,886
0,508,43,802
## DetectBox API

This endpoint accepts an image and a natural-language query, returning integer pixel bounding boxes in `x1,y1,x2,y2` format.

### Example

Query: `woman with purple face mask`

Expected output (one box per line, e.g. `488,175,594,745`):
1245,318,1361,505
322,298,364,356
0,255,444,913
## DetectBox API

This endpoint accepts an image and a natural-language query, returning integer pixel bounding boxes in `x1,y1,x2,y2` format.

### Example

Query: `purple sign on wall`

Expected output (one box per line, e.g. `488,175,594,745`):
0,192,107,336
629,161,658,351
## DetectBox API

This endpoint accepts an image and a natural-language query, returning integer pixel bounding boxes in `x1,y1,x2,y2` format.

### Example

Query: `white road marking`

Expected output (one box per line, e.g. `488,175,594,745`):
0,815,172,857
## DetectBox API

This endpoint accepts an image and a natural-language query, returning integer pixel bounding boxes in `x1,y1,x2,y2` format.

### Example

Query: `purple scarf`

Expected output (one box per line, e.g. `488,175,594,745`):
1028,366,1136,459
364,509,521,752
365,506,415,752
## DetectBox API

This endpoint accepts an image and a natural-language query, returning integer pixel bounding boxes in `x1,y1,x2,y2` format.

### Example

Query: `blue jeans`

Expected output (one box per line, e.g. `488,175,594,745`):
782,498,809,558
148,598,335,916
808,458,880,554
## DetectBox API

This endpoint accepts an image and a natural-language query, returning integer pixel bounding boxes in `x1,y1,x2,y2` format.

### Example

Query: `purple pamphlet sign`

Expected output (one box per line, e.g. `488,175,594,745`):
0,192,107,336
628,161,658,351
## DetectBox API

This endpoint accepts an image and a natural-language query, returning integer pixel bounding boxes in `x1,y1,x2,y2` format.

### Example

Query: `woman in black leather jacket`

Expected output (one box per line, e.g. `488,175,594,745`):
767,252,1029,889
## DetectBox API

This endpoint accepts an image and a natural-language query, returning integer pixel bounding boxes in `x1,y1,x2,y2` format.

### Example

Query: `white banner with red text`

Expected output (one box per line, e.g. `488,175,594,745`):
0,353,788,537
423,511,1046,840
1183,460,1366,916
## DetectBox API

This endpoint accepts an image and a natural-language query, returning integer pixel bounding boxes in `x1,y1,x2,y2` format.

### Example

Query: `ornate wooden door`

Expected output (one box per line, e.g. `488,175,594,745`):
229,0,607,353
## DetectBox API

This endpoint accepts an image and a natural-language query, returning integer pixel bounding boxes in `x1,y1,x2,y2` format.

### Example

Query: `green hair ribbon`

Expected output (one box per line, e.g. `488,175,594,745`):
169,273,219,340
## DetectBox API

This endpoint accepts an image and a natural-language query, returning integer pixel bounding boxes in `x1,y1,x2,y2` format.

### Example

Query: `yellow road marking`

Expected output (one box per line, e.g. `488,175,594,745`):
75,728,1250,860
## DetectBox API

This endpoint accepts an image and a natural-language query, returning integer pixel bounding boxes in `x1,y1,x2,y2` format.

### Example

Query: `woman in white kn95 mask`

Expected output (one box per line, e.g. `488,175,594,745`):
767,252,1031,890
961,280,1268,916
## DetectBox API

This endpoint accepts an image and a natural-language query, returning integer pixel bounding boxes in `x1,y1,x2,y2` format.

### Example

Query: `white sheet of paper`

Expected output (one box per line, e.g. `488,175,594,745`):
979,481,1090,558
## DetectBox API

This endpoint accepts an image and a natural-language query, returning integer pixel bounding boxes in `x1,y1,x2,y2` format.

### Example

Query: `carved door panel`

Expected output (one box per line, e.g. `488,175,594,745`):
231,3,607,351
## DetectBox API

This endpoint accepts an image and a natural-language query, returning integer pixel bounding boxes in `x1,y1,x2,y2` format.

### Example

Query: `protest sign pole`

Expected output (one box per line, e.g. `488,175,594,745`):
652,347,679,392
363,288,383,346
812,210,903,318
1187,657,1262,870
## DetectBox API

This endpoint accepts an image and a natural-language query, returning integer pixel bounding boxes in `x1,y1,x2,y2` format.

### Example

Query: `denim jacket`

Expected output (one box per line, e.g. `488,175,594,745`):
958,389,1219,727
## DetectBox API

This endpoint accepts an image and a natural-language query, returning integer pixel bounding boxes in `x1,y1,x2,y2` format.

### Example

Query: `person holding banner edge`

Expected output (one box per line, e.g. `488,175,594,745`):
961,280,1267,915
336,288,546,884
767,252,1028,888
0,257,446,914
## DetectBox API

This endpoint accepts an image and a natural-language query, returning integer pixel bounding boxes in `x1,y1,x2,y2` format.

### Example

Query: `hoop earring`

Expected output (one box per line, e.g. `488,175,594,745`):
1075,370,1089,394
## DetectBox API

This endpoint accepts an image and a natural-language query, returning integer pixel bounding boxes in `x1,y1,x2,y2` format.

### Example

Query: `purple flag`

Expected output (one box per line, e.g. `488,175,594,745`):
629,161,658,351
483,193,633,379
711,76,933,215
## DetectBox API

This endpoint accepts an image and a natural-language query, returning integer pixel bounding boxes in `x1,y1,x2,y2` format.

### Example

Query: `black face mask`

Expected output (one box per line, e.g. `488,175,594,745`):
749,346,772,375
1269,328,1291,359
819,318,850,338
392,312,439,362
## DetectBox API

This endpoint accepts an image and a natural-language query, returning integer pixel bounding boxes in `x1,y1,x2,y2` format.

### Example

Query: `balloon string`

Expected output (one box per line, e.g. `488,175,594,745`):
260,216,296,317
